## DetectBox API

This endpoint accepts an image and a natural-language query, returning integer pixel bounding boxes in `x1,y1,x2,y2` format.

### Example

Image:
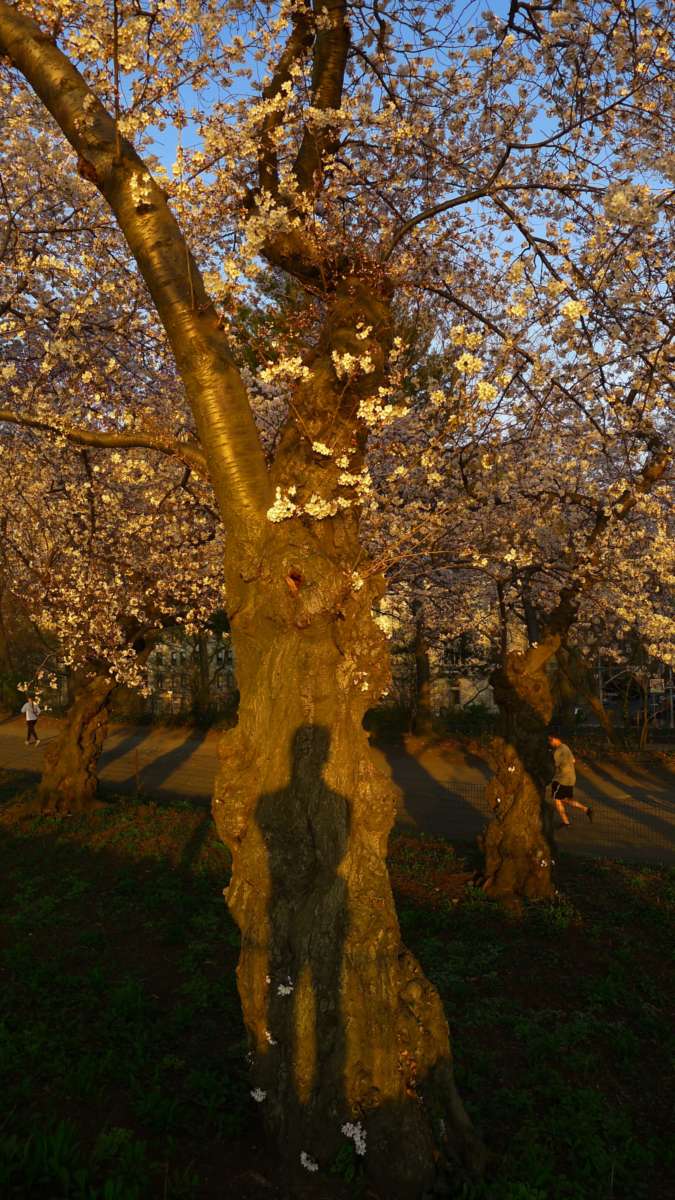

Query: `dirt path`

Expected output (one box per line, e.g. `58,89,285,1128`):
1,717,673,861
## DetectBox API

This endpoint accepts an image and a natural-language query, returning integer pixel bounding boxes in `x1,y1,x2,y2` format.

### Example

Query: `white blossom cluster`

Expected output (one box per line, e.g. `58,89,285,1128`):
341,1120,367,1156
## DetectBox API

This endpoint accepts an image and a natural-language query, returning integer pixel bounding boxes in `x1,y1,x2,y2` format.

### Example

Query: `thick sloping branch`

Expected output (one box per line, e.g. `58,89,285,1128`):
0,2,270,534
0,409,207,475
248,0,350,284
292,0,350,195
256,9,314,195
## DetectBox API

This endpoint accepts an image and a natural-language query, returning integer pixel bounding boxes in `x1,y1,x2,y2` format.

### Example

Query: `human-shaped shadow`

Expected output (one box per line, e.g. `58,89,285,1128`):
253,724,350,1162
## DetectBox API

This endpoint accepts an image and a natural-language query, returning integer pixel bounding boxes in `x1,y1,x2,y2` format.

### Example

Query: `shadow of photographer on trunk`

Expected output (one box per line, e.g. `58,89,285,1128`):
252,724,351,1170
249,723,484,1197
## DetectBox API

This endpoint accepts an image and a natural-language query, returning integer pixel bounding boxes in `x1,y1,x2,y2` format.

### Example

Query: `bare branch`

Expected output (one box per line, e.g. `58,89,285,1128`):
0,408,208,475
385,148,512,258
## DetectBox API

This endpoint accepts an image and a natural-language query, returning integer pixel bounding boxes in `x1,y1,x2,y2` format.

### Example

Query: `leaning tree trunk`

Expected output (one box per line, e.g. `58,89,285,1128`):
556,645,616,745
587,689,616,744
481,645,558,901
639,680,650,750
38,673,115,813
213,522,484,1197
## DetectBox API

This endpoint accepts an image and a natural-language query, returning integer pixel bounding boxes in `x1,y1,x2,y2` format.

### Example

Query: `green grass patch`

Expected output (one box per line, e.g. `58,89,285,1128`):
0,796,673,1198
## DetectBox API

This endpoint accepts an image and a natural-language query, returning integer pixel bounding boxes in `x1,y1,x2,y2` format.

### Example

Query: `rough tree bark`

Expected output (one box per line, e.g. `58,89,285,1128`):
211,284,483,1194
38,671,115,813
0,6,485,1191
481,640,559,901
38,634,156,813
214,526,482,1195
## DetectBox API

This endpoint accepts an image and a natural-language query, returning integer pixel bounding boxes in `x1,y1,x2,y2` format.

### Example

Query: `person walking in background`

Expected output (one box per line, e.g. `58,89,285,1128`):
20,695,41,746
548,732,592,826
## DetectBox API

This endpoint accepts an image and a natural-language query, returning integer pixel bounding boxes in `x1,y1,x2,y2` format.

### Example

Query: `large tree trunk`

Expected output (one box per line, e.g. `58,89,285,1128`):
213,523,483,1197
38,672,115,813
481,646,558,901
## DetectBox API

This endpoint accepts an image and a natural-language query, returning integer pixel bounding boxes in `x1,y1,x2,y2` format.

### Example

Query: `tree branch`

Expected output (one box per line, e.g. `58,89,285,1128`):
292,0,350,195
0,1,271,534
246,1,351,286
385,148,512,258
0,408,208,475
256,8,314,197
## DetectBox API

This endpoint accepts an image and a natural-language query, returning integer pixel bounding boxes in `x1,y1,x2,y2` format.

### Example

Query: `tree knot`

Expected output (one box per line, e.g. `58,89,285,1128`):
285,569,303,596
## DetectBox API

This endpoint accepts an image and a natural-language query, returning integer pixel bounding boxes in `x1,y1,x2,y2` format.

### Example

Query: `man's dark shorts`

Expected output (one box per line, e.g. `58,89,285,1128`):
553,783,574,800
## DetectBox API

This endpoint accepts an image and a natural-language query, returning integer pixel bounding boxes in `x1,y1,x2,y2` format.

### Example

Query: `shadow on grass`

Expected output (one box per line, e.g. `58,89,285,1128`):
0,767,37,804
0,799,375,1200
0,806,256,1200
1,798,673,1200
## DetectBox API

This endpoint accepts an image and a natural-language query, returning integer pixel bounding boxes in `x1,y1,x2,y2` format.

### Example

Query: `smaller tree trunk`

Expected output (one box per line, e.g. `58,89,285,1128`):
639,681,649,750
412,610,434,735
586,689,616,744
481,646,558,902
622,676,632,734
555,645,616,745
38,673,115,813
192,633,211,719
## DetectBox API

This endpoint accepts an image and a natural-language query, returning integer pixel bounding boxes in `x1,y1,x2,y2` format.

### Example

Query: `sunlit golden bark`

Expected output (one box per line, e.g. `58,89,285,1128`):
0,9,485,1190
482,640,560,901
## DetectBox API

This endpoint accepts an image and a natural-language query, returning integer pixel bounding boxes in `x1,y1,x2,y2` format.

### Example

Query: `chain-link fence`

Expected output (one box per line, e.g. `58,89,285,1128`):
438,780,675,865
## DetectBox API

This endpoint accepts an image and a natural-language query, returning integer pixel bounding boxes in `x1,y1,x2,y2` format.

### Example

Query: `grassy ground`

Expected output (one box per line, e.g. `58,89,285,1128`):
1,769,673,1200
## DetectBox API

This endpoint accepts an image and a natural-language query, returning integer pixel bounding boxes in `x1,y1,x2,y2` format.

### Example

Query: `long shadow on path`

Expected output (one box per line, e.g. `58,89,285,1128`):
123,727,211,795
99,727,153,771
376,736,489,839
578,762,675,844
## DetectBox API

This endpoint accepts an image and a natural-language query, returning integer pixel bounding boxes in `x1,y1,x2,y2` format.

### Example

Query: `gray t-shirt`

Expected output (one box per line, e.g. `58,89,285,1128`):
553,743,576,786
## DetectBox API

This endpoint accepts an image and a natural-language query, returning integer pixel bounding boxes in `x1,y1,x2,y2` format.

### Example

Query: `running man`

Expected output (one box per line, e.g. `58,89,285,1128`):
548,732,592,826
